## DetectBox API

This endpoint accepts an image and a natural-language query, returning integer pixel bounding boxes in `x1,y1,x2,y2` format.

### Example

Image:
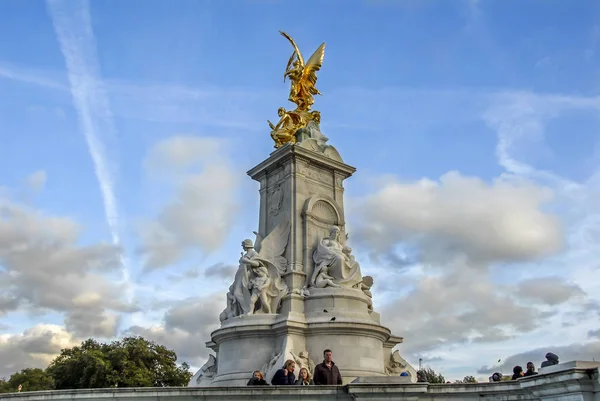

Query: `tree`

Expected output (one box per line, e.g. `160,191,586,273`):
462,375,477,383
0,368,54,393
0,378,8,393
47,337,192,389
419,367,445,383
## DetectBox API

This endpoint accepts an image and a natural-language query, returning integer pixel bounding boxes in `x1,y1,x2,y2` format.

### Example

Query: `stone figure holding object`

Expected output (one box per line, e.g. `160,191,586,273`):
290,350,316,376
311,225,363,289
247,264,273,314
385,351,406,376
313,263,342,289
219,220,291,320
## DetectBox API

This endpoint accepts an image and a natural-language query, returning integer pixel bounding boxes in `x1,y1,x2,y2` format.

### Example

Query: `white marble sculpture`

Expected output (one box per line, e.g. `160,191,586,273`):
385,350,416,381
261,351,283,384
295,117,344,162
311,226,363,289
219,219,290,320
290,350,316,376
189,354,217,386
357,275,374,311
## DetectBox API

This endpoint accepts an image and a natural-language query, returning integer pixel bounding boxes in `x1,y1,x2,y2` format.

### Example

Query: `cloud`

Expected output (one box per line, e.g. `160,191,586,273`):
46,0,131,300
380,267,544,355
350,171,564,356
477,340,600,374
351,171,562,265
139,136,239,270
24,170,47,193
483,91,600,180
125,295,221,366
0,62,67,91
515,277,585,306
0,324,79,378
204,263,237,280
0,193,134,337
346,90,600,372
144,137,225,173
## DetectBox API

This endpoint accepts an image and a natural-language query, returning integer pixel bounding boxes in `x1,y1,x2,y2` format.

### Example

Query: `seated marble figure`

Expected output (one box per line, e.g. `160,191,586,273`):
310,226,363,289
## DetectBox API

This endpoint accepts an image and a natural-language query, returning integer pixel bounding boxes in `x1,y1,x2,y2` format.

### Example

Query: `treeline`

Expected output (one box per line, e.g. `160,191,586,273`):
0,337,192,393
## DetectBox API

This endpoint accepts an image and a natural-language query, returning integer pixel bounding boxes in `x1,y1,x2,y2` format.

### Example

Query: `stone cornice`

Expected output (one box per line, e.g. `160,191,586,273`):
247,144,356,181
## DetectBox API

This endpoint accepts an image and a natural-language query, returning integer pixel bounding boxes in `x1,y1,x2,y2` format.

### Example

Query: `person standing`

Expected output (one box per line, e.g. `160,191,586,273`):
524,362,538,377
247,371,268,386
295,367,314,385
313,349,343,385
271,360,296,385
511,365,524,380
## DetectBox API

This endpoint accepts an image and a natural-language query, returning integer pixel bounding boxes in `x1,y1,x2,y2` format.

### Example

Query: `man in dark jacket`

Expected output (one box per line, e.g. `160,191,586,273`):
313,349,343,385
523,362,538,377
540,352,559,368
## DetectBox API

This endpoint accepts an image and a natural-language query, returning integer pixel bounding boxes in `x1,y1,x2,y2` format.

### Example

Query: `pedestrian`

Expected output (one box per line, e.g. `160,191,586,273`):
313,349,343,385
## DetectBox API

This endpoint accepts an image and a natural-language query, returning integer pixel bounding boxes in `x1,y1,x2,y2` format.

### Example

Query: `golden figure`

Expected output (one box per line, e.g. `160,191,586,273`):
280,31,325,111
268,31,326,148
268,107,305,148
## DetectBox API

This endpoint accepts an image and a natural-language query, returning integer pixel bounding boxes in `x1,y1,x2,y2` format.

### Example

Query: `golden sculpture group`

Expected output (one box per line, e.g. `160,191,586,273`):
268,31,325,148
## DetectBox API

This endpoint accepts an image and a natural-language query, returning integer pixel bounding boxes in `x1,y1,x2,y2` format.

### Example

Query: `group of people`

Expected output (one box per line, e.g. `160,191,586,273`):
247,349,343,386
489,352,559,382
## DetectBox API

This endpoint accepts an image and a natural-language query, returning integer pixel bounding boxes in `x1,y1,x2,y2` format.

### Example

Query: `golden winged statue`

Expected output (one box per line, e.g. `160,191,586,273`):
267,31,326,148
280,31,326,111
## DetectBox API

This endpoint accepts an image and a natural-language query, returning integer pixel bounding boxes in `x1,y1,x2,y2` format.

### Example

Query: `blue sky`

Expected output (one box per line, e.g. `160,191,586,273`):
1,0,600,382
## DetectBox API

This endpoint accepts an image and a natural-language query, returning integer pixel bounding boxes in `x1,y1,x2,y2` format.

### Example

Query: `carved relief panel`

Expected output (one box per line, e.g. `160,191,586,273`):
297,161,334,186
268,184,284,218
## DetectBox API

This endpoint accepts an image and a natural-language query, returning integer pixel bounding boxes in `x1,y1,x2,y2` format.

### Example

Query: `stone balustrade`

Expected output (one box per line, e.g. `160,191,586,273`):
1,361,598,401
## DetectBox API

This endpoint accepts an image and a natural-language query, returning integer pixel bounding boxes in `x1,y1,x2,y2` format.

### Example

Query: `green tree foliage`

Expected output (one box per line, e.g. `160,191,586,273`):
47,337,192,389
0,368,54,393
420,367,446,383
462,375,477,383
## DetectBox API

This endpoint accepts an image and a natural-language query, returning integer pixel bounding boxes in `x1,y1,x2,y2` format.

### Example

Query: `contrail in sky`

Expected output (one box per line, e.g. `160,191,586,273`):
46,0,132,301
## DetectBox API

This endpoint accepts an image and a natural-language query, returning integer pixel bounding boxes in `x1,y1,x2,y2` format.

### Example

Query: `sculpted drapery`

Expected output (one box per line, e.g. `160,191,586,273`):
311,225,363,289
220,220,290,321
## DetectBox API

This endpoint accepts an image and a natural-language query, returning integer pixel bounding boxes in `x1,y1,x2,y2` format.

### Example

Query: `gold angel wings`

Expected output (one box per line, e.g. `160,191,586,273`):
280,31,326,111
267,31,326,148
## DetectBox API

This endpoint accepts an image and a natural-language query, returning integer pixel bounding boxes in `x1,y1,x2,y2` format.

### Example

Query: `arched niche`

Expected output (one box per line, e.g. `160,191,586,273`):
302,196,344,284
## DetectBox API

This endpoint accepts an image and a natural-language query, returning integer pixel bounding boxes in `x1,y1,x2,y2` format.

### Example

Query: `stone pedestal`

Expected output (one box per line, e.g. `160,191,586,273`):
197,143,411,387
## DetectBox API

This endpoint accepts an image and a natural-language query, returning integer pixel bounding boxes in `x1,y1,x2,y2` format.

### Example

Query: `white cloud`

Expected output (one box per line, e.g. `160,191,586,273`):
347,170,565,361
144,137,225,173
344,89,600,379
515,277,586,306
125,295,221,367
46,0,131,301
351,171,561,265
0,191,134,337
139,136,239,270
0,324,79,378
0,62,67,91
25,170,47,193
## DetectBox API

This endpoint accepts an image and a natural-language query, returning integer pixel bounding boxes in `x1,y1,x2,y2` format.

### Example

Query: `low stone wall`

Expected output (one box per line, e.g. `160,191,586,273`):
1,361,598,401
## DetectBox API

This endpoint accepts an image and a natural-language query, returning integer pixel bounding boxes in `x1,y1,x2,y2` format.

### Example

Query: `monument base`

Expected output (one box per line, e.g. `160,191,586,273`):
206,297,404,386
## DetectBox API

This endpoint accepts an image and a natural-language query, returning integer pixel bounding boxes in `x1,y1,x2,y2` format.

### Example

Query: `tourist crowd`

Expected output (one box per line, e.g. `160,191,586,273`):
248,350,561,385
487,352,559,382
247,349,343,386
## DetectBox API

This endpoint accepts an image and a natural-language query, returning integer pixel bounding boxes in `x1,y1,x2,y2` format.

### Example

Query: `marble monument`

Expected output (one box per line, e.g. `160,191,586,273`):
189,31,414,387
